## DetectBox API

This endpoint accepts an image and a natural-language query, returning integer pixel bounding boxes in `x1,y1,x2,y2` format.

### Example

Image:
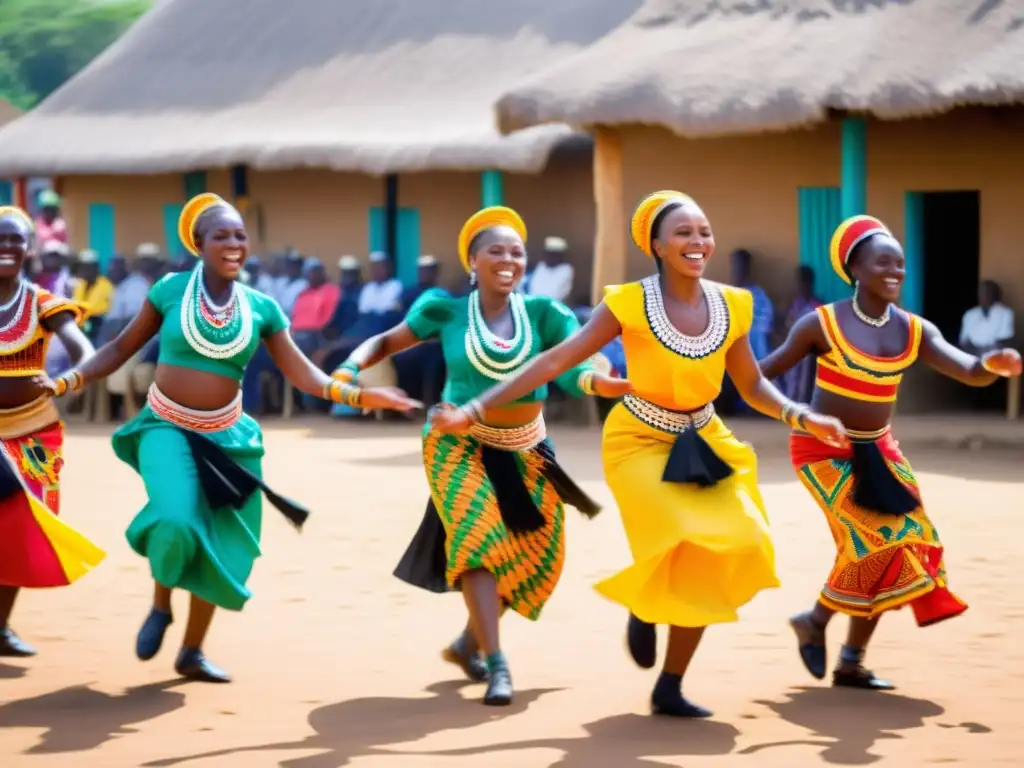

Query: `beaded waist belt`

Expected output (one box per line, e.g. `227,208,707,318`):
0,396,60,440
147,384,242,433
621,394,715,434
469,415,546,451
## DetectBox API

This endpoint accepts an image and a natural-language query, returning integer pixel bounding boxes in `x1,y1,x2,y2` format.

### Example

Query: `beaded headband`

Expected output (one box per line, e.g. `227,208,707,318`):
630,190,696,257
0,206,34,235
457,206,527,273
178,193,229,256
829,215,892,285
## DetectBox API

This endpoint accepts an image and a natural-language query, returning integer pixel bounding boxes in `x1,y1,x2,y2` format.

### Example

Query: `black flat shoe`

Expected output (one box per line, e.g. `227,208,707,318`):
789,613,826,680
0,628,36,657
441,643,489,682
627,614,657,669
136,608,173,661
651,691,713,718
833,666,895,691
175,647,231,683
483,666,513,706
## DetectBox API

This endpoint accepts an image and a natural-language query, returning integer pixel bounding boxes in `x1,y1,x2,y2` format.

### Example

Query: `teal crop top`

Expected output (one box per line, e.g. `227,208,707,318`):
147,271,290,381
404,288,592,405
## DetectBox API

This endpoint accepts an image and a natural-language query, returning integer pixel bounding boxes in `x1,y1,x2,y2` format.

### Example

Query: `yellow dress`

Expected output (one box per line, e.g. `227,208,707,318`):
595,276,780,627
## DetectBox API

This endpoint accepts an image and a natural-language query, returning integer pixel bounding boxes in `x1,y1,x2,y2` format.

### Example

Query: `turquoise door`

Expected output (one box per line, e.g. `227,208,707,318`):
368,206,421,286
163,203,184,259
902,192,924,315
797,186,845,304
87,203,116,273
0,181,11,206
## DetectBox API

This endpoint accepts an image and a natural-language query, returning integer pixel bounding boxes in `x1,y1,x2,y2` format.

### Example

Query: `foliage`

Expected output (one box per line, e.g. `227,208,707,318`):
0,0,152,110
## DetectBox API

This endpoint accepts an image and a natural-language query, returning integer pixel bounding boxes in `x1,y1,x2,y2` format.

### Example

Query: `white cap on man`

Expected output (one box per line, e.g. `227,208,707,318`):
78,249,99,264
338,255,360,271
544,236,567,253
417,255,437,268
369,251,390,264
41,240,70,256
136,242,160,258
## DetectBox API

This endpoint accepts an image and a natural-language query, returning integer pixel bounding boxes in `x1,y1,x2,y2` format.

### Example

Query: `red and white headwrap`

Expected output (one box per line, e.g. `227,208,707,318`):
829,215,892,286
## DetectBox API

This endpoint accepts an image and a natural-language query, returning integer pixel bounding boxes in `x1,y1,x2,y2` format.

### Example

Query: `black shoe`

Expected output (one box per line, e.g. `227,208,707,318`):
651,691,713,718
626,614,656,669
136,608,173,661
483,666,513,706
833,666,895,691
0,628,36,657
175,647,231,683
789,612,826,680
442,642,489,682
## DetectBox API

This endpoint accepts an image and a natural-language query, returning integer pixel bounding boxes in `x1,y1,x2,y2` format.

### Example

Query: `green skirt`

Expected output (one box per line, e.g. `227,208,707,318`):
112,405,265,611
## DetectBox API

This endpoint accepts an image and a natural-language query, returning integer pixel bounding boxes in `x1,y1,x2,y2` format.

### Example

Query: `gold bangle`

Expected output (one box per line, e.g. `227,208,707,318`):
53,377,68,397
463,398,485,422
577,370,596,396
62,371,84,394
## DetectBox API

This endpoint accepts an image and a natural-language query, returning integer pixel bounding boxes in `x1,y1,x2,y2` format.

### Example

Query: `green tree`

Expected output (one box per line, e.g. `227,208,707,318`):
0,0,152,110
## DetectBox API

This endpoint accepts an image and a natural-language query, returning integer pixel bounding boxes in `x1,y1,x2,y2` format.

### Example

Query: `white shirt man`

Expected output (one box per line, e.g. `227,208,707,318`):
959,280,1014,352
358,252,403,314
526,236,574,303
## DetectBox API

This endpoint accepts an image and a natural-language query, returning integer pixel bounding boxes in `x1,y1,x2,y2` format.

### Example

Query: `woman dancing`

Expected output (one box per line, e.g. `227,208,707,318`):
760,215,1021,689
431,191,848,717
52,193,419,682
331,206,626,706
0,206,104,658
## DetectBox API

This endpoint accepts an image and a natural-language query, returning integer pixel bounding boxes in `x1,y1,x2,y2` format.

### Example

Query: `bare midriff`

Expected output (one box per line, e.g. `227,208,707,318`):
154,363,241,411
479,401,544,429
810,389,895,434
0,378,49,409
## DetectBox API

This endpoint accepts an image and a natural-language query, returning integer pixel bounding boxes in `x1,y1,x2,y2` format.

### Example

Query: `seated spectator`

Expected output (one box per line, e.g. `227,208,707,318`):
526,236,574,303
107,333,159,417
70,249,114,343
244,255,276,295
35,240,73,297
324,255,364,339
34,190,68,245
272,251,308,315
779,265,822,404
959,279,1015,411
291,257,341,355
100,243,164,342
960,279,1014,355
402,255,441,308
359,251,403,318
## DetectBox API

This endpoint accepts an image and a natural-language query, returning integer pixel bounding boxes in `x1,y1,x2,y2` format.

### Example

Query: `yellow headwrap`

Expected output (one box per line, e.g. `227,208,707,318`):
178,193,228,256
457,206,527,273
829,215,892,285
0,205,34,235
630,190,696,257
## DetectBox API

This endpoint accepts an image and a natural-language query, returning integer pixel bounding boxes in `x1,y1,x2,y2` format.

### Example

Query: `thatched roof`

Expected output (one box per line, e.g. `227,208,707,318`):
496,0,1024,137
0,99,21,127
0,0,641,177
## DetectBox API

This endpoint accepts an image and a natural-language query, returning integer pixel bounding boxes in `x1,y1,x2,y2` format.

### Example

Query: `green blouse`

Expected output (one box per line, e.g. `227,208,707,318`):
147,271,290,382
405,289,592,405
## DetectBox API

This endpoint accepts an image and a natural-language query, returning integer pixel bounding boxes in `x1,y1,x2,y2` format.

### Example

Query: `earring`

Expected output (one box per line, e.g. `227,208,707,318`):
853,279,860,299
469,269,477,286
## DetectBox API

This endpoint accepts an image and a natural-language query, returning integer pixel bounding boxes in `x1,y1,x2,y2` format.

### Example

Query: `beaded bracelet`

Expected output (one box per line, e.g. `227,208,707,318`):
577,370,596,396
332,360,360,383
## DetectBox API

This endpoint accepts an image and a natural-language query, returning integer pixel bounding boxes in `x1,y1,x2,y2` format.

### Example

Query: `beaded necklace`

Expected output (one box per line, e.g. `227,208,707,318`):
0,281,38,354
180,264,253,359
464,290,533,380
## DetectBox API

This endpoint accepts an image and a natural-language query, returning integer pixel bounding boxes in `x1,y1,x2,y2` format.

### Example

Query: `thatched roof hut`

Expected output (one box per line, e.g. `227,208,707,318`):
496,0,1024,136
0,0,641,177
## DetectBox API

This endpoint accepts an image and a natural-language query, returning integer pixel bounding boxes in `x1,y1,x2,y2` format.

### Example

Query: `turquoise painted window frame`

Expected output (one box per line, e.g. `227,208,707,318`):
902,192,924,315
87,202,116,273
369,206,422,287
797,186,846,304
481,170,503,207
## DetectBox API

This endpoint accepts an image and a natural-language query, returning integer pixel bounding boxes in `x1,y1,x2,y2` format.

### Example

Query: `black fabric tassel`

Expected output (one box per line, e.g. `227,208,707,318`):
661,427,734,487
479,444,547,533
534,441,602,519
183,430,310,530
393,499,451,594
850,440,919,515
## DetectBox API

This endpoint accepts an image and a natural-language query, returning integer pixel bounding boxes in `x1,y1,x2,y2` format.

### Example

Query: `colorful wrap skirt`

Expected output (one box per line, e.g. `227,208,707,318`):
112,384,308,612
394,415,599,621
0,397,105,588
596,395,779,627
790,427,967,625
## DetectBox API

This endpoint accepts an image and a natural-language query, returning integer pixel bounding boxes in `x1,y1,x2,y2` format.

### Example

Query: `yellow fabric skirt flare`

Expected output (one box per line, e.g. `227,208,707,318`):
595,405,779,627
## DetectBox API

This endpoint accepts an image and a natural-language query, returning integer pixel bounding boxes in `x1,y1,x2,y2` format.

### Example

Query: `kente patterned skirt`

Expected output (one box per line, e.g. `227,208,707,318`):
394,415,599,621
790,426,967,625
0,397,105,588
596,395,779,627
111,384,307,611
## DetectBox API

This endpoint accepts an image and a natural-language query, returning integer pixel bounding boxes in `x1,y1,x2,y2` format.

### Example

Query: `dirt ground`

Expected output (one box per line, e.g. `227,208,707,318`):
1,416,1022,767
